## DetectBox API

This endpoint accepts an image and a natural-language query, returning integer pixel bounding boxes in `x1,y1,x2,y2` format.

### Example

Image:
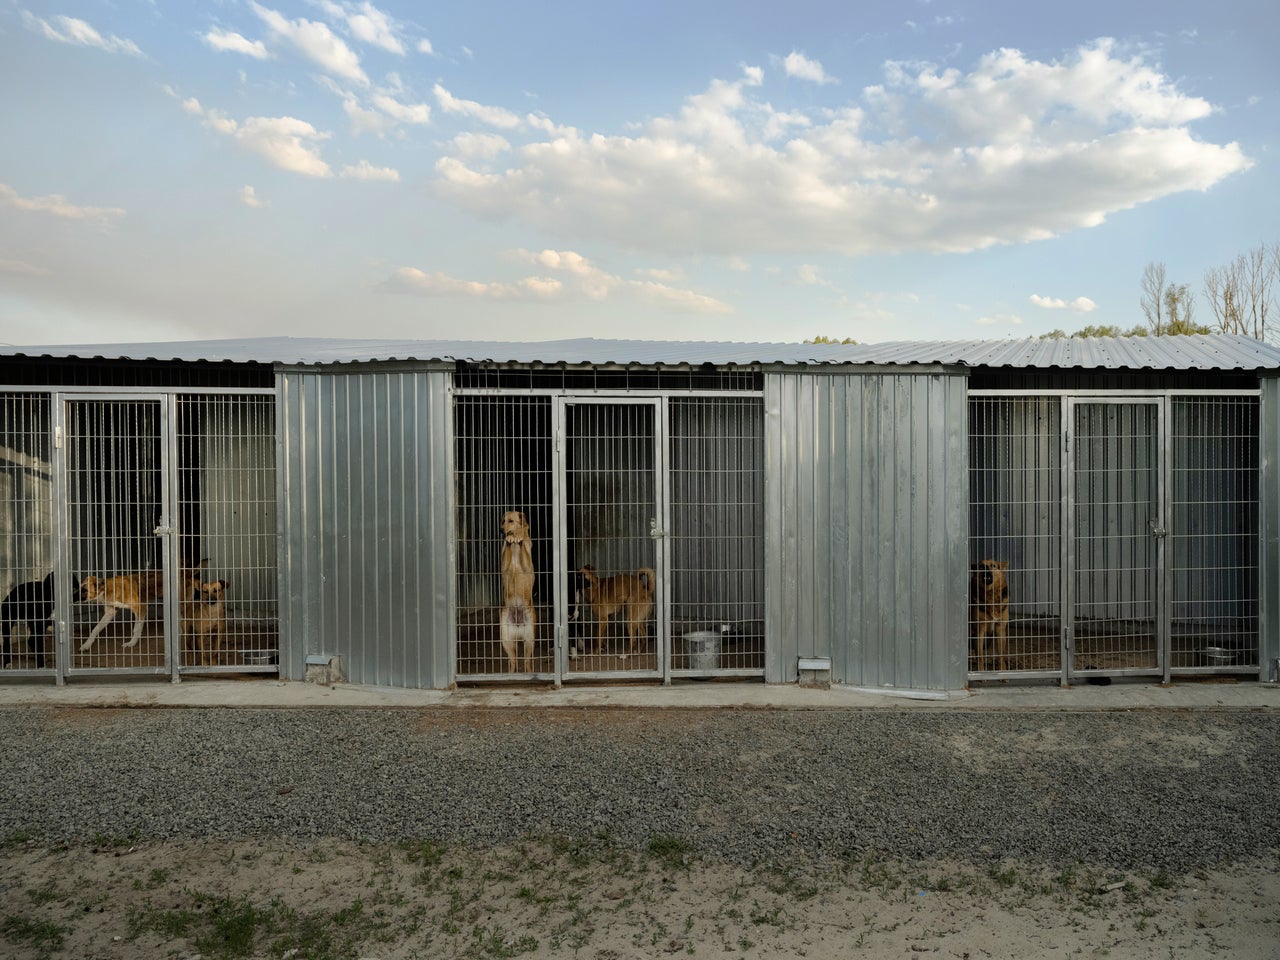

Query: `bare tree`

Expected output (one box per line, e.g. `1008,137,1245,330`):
1204,242,1279,342
1140,261,1167,334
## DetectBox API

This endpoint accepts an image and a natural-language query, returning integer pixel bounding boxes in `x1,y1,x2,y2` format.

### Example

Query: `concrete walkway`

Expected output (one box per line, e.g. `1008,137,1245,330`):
0,675,1276,711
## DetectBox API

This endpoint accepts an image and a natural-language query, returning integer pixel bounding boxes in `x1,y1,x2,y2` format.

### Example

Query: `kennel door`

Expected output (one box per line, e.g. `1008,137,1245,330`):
1067,399,1165,678
559,399,664,680
63,397,175,676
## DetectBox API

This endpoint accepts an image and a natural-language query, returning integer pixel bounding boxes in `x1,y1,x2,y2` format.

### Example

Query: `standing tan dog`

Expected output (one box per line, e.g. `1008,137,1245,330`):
182,574,229,667
970,559,1009,672
499,510,536,673
577,565,655,660
78,569,166,652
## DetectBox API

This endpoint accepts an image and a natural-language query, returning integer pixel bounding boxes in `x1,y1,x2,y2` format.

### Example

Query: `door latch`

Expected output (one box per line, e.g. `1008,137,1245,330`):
1148,519,1167,539
649,518,666,539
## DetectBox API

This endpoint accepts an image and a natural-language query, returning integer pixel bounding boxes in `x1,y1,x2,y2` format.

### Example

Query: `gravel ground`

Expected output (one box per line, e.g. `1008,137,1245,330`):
3,706,1278,872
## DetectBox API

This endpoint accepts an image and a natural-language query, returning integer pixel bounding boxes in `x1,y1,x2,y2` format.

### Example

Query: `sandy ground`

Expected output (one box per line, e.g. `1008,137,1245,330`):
1,836,1276,959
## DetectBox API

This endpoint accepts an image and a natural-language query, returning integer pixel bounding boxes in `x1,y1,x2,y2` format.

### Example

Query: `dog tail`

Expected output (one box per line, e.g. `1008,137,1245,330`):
637,567,656,596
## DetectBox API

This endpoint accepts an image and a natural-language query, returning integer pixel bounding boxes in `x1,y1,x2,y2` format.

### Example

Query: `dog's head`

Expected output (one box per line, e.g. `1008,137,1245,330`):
501,510,530,544
77,575,103,602
972,559,1008,592
199,579,228,606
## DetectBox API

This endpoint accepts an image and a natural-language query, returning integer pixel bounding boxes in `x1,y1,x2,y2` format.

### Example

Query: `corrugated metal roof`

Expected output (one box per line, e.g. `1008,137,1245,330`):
4,333,1279,371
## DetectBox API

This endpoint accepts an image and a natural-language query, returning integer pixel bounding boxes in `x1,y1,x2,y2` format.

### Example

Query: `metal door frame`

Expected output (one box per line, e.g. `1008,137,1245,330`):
57,393,181,681
1063,396,1168,682
554,395,669,684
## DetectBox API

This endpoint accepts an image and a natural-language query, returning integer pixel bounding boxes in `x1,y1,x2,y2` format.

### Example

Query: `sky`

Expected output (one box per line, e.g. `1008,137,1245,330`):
0,1,1276,347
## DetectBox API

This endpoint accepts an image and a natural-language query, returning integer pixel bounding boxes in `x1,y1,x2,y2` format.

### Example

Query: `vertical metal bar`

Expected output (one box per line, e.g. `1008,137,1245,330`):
1159,396,1171,683
1061,398,1074,684
51,394,69,685
161,394,179,683
656,395,671,684
552,396,567,685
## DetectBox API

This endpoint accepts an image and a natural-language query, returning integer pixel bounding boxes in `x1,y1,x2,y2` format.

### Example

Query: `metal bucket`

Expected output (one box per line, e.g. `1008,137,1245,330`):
685,630,721,671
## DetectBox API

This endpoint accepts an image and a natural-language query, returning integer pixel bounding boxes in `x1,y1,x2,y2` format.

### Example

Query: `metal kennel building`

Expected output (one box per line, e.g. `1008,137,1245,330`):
0,334,1276,692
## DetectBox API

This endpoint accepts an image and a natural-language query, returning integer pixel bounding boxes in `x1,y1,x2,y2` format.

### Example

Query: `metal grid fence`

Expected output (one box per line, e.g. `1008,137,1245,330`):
969,393,1260,681
968,396,1062,675
0,390,278,679
1169,396,1259,671
453,389,765,682
668,397,765,674
453,395,554,678
0,394,55,672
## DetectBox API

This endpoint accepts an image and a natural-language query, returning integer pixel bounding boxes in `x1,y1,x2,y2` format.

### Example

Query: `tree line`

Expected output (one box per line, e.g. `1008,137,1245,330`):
1043,241,1278,342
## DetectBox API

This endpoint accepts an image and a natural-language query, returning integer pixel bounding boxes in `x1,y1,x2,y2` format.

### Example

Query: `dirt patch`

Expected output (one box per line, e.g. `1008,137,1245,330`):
1,838,1276,959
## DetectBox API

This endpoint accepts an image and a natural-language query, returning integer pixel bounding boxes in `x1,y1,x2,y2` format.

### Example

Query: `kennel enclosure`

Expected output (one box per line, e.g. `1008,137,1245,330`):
2,334,1277,693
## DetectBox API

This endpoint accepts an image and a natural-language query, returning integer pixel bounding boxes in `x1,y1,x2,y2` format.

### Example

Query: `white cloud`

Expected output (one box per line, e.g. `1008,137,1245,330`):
450,132,511,160
251,2,368,85
184,100,333,176
341,160,400,181
240,185,268,208
371,94,430,125
517,249,732,313
0,182,125,223
976,313,1024,326
417,38,434,55
1030,294,1097,312
434,39,1251,258
345,2,405,55
236,116,333,176
433,84,522,129
780,50,836,84
21,12,142,56
204,28,270,59
388,250,730,314
342,96,396,136
798,264,837,289
386,267,562,300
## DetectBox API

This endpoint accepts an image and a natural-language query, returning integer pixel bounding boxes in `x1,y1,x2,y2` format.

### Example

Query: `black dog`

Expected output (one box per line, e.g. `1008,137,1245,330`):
1,571,77,669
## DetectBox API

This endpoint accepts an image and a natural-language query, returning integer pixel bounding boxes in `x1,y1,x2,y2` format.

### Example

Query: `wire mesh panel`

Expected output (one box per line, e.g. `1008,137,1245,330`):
454,396,554,677
968,397,1062,675
668,397,764,675
1170,397,1260,672
66,399,170,673
1070,401,1161,676
175,395,279,672
565,401,659,677
0,393,56,672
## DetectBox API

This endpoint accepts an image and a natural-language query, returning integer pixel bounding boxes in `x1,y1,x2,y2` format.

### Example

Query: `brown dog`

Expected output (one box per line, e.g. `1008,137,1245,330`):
970,559,1009,672
78,569,165,652
577,565,655,659
499,510,536,673
182,575,229,667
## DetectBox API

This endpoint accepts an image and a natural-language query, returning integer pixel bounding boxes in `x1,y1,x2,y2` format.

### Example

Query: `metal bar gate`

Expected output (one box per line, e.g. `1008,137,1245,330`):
453,389,766,684
969,392,1261,683
0,389,278,681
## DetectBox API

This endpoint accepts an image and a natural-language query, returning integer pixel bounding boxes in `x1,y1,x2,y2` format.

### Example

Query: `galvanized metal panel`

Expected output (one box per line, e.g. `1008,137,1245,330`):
7,333,1280,372
277,366,453,688
765,370,969,691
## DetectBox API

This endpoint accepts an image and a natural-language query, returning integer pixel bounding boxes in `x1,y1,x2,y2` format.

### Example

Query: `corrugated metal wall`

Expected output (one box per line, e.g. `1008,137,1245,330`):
1261,377,1280,678
277,365,454,688
764,368,969,690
